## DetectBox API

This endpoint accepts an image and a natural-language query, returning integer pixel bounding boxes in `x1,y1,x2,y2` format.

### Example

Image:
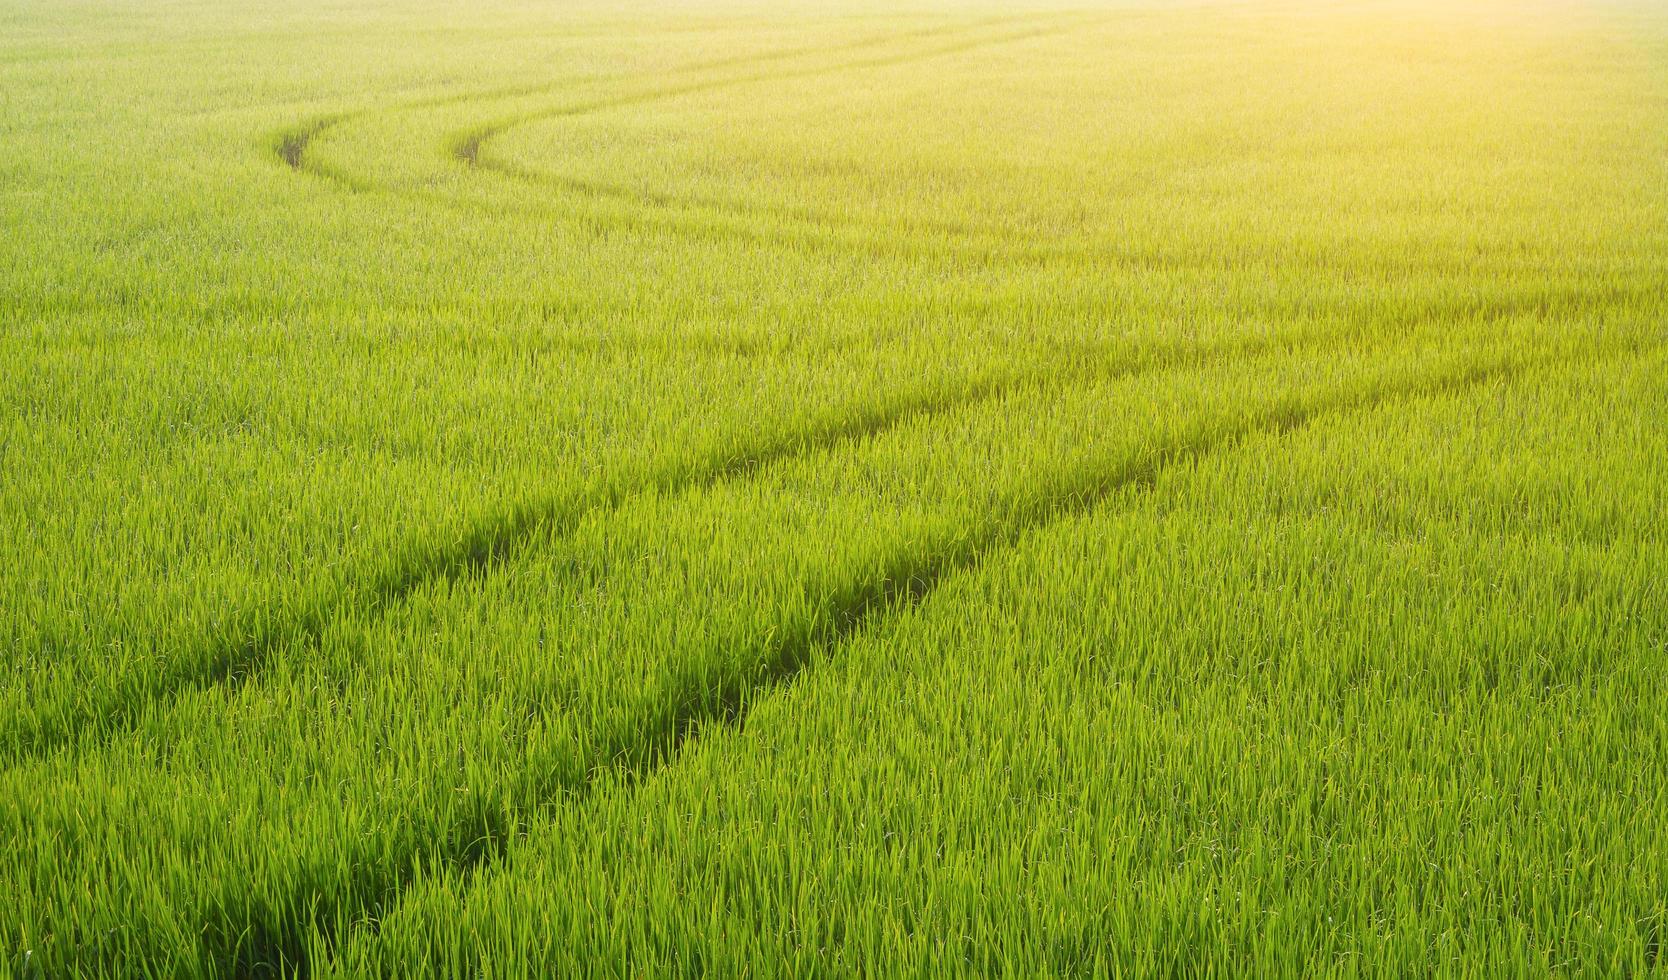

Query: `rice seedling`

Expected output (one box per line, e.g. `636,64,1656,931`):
1,0,1663,975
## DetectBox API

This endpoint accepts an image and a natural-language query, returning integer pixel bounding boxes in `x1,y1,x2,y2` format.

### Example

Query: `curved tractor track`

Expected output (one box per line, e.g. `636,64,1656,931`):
273,13,1098,255
451,16,1100,247
0,320,1288,766
209,339,1616,980
274,13,1049,193
269,11,1648,283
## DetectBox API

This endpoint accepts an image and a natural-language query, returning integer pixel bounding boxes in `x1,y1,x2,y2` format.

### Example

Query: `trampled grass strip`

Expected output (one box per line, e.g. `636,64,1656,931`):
276,12,1049,189
442,17,1102,251
448,18,1093,168
0,326,1529,976
290,342,1585,980
328,345,1668,980
0,377,1008,765
0,327,1245,767
449,18,1097,166
0,305,1631,770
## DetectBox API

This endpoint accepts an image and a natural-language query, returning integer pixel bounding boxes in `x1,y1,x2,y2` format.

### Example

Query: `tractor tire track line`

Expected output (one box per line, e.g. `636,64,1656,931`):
109,327,1384,978
0,324,1217,768
297,342,1608,980
275,12,1060,186
4,303,1632,768
451,19,1097,167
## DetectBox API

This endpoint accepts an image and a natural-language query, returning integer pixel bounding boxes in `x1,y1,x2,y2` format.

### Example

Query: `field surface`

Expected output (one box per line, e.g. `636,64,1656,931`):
2,0,1666,975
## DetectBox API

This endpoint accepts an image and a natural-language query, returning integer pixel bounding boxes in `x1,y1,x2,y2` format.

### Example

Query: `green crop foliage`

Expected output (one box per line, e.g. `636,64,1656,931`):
1,0,1664,976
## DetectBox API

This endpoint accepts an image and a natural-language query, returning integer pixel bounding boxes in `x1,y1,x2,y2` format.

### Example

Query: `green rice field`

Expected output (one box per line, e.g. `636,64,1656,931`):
1,0,1665,975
